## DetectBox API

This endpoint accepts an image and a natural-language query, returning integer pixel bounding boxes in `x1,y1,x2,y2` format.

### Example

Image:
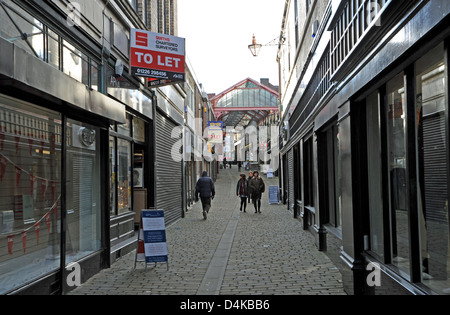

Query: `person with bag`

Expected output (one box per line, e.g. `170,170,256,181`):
195,171,215,220
236,173,249,212
249,170,265,213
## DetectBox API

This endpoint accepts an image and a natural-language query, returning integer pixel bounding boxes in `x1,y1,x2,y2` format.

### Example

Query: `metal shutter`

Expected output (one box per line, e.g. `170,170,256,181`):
423,113,448,223
155,111,183,225
288,148,295,212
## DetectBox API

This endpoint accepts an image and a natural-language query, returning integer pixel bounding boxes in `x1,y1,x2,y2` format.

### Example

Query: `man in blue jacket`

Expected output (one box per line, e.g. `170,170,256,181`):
195,171,215,220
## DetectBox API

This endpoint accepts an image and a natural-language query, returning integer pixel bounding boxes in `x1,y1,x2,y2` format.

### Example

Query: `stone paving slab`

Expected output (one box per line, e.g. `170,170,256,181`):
69,167,346,295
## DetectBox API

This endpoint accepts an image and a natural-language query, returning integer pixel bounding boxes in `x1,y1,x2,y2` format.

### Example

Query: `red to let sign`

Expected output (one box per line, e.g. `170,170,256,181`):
130,29,185,85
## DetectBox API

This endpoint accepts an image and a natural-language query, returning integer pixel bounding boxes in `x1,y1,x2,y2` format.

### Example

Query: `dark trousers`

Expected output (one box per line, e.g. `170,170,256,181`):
252,192,261,212
240,196,247,211
200,197,211,213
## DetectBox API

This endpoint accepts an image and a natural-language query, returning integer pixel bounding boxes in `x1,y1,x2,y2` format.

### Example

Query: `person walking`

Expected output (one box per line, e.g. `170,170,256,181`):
236,173,249,212
195,171,215,220
247,171,253,203
249,170,265,213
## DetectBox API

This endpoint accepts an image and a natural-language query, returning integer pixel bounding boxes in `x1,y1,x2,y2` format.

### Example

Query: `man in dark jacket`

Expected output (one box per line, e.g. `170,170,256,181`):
195,171,215,220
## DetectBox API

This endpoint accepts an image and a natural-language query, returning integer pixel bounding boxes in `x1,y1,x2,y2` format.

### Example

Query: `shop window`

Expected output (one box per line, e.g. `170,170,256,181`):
387,71,410,276
117,138,131,214
366,90,384,258
303,137,314,207
326,125,341,228
364,43,450,292
415,43,449,294
109,136,116,216
65,120,101,264
0,96,62,294
110,115,147,217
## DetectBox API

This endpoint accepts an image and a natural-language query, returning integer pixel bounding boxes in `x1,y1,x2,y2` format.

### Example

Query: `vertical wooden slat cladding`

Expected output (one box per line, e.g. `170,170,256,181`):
155,111,183,225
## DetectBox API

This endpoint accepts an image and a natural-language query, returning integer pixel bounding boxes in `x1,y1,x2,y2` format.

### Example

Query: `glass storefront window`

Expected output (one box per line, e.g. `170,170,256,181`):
387,71,410,276
366,90,384,258
109,136,116,215
117,139,131,214
415,43,450,294
65,120,101,264
0,96,61,294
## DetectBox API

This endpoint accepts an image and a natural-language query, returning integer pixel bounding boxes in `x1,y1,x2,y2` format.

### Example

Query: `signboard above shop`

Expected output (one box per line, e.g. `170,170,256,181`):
130,29,185,87
207,121,223,144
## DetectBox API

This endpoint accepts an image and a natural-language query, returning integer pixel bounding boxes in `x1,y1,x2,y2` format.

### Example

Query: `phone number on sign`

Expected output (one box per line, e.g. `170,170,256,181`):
136,69,167,77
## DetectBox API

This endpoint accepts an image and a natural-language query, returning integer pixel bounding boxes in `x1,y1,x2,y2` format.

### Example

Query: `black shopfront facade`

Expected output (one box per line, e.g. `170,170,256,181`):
0,0,155,294
281,0,450,295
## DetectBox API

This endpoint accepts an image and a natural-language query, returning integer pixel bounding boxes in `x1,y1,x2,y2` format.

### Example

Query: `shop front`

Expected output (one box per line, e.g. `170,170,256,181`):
107,64,155,262
0,7,125,292
279,0,450,295
350,39,450,295
0,90,122,294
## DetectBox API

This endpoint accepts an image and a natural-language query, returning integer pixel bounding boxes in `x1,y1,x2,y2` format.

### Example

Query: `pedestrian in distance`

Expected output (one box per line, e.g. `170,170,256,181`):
249,170,265,213
236,173,248,212
223,157,227,169
195,171,215,220
247,170,253,203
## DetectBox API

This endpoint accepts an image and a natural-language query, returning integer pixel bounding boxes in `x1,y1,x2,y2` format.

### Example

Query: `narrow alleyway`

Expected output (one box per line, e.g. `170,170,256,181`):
69,167,345,295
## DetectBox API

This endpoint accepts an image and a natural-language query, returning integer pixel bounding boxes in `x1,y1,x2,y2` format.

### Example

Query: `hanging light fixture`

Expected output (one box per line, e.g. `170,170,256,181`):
248,34,262,57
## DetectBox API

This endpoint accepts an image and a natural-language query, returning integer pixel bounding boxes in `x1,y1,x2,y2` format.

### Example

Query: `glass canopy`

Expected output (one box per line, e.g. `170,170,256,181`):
211,78,280,127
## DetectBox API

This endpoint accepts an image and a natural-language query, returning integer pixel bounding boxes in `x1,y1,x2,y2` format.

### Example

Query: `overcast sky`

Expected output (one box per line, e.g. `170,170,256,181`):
177,0,285,94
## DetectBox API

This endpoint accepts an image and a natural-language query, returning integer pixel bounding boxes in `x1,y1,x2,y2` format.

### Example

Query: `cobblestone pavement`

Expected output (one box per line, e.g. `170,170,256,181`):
69,167,346,295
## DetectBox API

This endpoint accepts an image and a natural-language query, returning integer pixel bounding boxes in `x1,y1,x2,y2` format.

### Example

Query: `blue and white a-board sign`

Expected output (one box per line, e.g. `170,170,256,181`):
268,185,280,204
135,209,169,270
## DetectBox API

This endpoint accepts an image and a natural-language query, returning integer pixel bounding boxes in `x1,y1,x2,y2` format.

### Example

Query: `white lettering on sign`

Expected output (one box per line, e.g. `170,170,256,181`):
130,28,185,83
157,55,181,68
135,52,154,64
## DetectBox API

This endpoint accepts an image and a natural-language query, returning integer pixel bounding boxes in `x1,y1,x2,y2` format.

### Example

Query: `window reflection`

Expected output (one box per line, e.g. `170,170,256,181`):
366,91,384,258
65,120,101,264
387,71,410,276
0,1,98,90
0,97,62,294
415,43,450,294
117,139,131,214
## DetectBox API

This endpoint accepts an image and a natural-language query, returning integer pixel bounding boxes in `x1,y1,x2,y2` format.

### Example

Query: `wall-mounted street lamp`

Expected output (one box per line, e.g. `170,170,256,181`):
248,34,262,57
248,34,285,57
